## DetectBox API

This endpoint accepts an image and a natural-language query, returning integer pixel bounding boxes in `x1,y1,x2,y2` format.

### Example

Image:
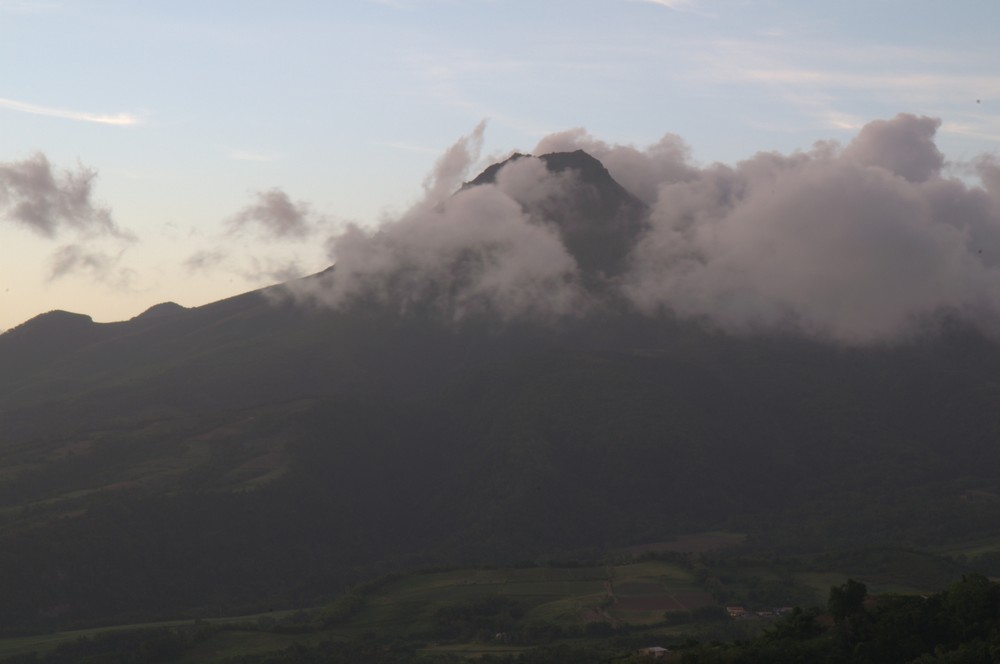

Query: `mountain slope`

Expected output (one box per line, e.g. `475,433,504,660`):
1,152,1000,629
465,149,648,278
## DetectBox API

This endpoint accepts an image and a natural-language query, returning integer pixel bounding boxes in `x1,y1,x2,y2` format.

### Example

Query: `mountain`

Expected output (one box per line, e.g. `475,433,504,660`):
465,149,648,278
1,152,1000,630
132,301,187,320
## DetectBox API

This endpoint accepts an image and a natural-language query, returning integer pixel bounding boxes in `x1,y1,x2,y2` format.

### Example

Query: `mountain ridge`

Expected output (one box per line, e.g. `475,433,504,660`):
0,150,999,629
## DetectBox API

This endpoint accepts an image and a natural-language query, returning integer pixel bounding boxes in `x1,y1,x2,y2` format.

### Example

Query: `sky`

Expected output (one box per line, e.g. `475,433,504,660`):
1,0,998,332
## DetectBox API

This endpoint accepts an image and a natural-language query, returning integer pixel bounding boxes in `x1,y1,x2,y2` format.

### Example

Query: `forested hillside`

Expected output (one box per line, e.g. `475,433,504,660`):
2,151,1000,631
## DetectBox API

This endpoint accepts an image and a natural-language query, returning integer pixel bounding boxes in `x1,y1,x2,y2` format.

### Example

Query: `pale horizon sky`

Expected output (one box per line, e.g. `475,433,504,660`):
1,0,998,331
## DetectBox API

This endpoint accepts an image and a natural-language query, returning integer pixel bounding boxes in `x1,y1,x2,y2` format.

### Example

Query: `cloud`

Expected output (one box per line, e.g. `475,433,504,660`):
184,249,227,273
227,188,319,239
47,244,135,286
841,114,943,183
621,113,1000,343
681,36,998,137
0,153,130,239
286,114,1000,344
228,150,277,163
290,123,588,321
184,189,331,285
421,119,487,208
366,0,492,8
0,97,140,126
375,140,441,156
632,0,700,12
240,257,307,284
0,153,136,286
534,128,695,205
0,1,62,15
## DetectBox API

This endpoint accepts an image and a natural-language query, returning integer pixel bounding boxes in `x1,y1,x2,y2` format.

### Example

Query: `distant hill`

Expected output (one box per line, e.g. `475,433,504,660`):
1,152,1000,630
132,301,187,320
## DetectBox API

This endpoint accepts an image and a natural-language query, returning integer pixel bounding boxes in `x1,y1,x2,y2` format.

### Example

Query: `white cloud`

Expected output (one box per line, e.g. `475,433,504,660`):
227,150,277,163
634,0,698,10
630,0,714,17
374,141,441,156
0,97,141,126
682,37,1000,137
0,1,61,14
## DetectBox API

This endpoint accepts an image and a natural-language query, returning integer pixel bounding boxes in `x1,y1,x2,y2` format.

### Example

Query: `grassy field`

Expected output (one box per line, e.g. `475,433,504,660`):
929,534,1000,560
0,609,307,660
174,629,335,664
329,565,614,638
1,543,970,662
609,561,713,625
0,560,716,662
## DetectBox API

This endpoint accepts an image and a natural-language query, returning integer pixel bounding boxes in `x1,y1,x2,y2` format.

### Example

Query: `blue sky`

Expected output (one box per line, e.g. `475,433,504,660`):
1,0,998,330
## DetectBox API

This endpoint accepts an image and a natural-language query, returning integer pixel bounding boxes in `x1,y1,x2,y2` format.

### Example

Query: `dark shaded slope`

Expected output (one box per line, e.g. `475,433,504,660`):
2,153,1000,629
4,312,1000,628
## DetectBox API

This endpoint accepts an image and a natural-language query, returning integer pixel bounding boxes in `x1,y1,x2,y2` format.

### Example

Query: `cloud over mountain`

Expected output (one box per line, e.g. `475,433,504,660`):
298,125,588,321
625,113,1000,343
294,114,1000,344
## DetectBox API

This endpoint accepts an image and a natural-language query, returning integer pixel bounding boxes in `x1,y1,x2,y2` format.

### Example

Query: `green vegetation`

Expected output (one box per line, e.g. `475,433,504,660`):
5,271,1000,644
3,564,1000,663
679,575,1000,663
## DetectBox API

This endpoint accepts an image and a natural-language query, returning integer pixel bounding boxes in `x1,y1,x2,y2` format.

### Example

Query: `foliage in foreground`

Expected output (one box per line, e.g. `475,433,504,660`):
682,574,1000,664
6,574,1000,664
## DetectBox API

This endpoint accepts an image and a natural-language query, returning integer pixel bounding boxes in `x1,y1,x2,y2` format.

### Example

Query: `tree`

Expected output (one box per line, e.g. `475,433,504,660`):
828,579,867,623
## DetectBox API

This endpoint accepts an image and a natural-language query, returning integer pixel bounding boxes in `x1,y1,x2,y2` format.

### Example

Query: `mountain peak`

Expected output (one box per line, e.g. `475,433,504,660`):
465,150,648,278
132,301,188,321
465,149,616,190
0,309,95,347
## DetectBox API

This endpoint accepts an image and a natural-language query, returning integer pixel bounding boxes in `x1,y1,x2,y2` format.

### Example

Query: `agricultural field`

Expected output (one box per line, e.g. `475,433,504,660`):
0,544,979,663
608,561,714,625
0,609,308,662
0,560,721,662
331,565,615,637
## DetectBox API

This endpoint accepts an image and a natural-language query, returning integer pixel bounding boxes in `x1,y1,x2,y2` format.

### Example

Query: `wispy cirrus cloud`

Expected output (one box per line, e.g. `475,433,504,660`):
366,0,491,8
685,37,999,135
0,97,140,126
47,244,135,286
630,0,713,16
227,150,278,163
634,0,698,9
0,1,61,14
739,68,1000,98
375,140,441,155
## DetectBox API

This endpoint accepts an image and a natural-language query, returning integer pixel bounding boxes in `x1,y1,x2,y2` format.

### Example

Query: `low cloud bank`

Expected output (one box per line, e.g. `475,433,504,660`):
620,114,1000,343
296,123,588,321
295,114,1000,344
